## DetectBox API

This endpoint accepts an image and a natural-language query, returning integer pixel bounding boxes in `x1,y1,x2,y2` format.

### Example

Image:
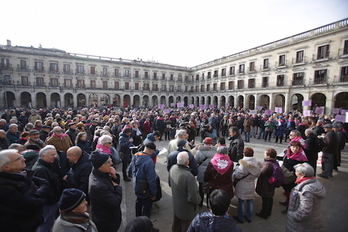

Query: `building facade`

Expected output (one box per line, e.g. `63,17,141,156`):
1,18,348,114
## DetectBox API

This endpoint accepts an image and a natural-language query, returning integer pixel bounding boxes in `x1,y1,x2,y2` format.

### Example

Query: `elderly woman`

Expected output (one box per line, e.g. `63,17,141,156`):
204,146,234,204
280,140,308,214
285,163,326,232
233,147,262,223
75,132,91,154
95,134,121,169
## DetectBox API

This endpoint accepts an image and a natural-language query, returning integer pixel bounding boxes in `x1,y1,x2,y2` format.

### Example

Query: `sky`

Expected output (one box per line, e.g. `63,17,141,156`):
1,0,347,67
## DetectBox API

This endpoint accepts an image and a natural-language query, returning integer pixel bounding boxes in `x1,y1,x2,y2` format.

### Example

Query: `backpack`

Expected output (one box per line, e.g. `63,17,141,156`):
267,161,285,187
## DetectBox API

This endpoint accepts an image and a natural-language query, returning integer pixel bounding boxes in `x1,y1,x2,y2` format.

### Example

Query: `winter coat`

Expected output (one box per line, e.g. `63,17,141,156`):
282,156,305,192
32,159,63,205
305,134,319,165
66,128,78,146
169,164,201,221
228,134,244,162
256,158,277,198
195,145,216,183
167,138,197,156
285,178,326,232
46,134,73,153
187,211,242,232
264,120,275,132
0,137,10,150
233,157,262,200
76,140,91,154
275,121,287,137
167,147,198,176
52,214,97,232
130,152,157,198
322,130,339,154
143,133,160,159
65,152,92,195
118,132,134,163
0,171,49,232
89,169,122,232
243,118,251,132
6,131,20,144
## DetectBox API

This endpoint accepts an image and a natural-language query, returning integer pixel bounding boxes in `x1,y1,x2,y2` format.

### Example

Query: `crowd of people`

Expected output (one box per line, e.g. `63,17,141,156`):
0,106,347,232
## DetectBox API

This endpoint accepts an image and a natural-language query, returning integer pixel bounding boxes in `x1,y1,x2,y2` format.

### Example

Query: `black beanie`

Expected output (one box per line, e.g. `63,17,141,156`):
59,188,85,212
90,150,110,169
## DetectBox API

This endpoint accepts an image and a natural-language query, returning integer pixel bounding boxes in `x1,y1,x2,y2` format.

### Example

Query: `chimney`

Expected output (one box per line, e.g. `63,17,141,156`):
7,40,11,46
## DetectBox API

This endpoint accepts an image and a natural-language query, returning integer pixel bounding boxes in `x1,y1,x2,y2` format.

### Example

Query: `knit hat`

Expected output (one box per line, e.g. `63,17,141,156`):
203,137,213,144
58,188,85,212
90,150,110,169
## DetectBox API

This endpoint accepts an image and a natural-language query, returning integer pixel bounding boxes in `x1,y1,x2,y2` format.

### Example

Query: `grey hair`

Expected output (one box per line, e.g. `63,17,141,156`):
305,129,314,136
0,149,17,172
39,145,56,157
177,151,189,165
99,135,113,145
8,143,24,151
0,129,5,134
294,162,314,177
216,146,228,154
25,123,34,129
175,129,187,139
291,130,301,137
0,119,6,123
100,130,111,137
9,124,18,129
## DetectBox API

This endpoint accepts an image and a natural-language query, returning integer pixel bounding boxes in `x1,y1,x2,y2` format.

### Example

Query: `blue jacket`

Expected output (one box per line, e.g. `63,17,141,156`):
187,212,242,232
130,152,157,198
118,132,134,163
143,133,159,158
167,147,198,176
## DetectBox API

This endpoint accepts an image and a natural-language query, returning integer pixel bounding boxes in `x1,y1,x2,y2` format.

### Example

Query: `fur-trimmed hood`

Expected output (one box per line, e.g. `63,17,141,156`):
238,157,263,176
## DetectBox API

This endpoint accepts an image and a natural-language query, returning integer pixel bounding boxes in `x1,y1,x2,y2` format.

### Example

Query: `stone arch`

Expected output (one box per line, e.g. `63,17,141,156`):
160,96,166,105
100,94,110,106
152,95,158,107
213,96,218,107
64,93,74,108
259,94,270,109
201,96,205,106
334,92,348,109
184,96,188,106
274,94,285,109
168,96,174,107
20,92,32,108
238,95,244,108
310,93,326,109
248,95,255,110
3,91,15,108
113,94,121,107
51,92,61,108
123,94,131,108
143,95,150,107
89,93,98,107
291,93,304,111
77,93,86,108
133,95,141,107
36,92,47,108
207,96,212,106
228,96,234,108
221,96,226,108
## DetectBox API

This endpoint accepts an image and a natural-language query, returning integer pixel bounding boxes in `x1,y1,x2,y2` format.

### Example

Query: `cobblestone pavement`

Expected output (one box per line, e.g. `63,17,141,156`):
117,136,348,232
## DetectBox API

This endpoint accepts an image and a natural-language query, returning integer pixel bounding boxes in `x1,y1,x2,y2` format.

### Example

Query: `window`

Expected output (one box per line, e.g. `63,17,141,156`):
169,85,174,91
202,73,205,80
229,66,235,75
170,74,174,80
207,72,211,79
213,83,217,91
153,72,157,79
145,72,149,79
0,58,10,68
177,86,181,92
35,62,43,71
64,79,72,87
292,72,304,85
124,69,129,77
344,40,348,55
221,68,226,77
279,55,285,66
314,70,327,84
296,50,304,63
196,74,199,81
144,83,150,90
152,84,158,91
228,81,234,90
277,75,284,86
213,70,218,78
237,80,244,89
201,85,204,92
249,62,255,72
262,77,269,87
76,65,84,74
36,77,44,86
50,78,58,87
207,84,210,91
263,59,269,69
50,63,58,72
77,80,85,88
114,69,119,77
162,73,166,80
135,83,139,90
102,81,108,89
64,64,71,73
135,70,139,78
103,68,108,76
21,76,29,86
317,45,329,59
340,66,348,82
114,81,119,90
195,86,199,92
220,82,225,90
90,67,96,75
20,60,27,69
125,82,129,90
248,79,255,88
161,84,166,91
178,75,182,82
90,80,96,89
239,64,245,74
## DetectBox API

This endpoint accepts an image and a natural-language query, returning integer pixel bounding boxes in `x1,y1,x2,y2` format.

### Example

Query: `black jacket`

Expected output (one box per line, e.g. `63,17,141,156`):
228,134,244,162
89,169,122,232
0,171,49,232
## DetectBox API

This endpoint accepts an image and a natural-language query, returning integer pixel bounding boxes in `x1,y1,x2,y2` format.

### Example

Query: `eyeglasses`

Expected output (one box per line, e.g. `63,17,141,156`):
106,142,112,144
54,130,64,133
5,156,23,165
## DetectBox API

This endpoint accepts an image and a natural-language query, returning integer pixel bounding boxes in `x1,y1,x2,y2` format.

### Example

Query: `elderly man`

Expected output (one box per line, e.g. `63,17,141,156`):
228,126,244,162
119,127,134,181
65,146,92,196
24,130,45,150
66,122,78,146
32,145,63,232
89,150,122,232
0,129,10,150
46,126,73,152
167,129,197,155
0,149,49,232
6,124,20,144
169,151,201,232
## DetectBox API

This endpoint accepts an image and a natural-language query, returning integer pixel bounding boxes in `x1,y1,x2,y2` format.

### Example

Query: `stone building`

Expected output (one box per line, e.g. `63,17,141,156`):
1,18,348,114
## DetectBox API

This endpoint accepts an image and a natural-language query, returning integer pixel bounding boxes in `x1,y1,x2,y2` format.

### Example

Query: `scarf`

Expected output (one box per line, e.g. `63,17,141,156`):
210,153,232,175
95,143,111,155
52,133,68,139
61,211,90,224
285,147,308,161
295,176,315,184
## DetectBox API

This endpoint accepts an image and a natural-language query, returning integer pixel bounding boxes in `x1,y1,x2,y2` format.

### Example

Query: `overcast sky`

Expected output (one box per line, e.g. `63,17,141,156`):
1,0,347,67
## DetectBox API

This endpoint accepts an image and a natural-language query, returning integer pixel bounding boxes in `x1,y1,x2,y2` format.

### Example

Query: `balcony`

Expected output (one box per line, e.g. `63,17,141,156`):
292,79,304,86
17,65,30,71
0,64,13,70
63,70,74,75
339,75,348,82
34,67,45,73
313,76,326,85
48,69,59,74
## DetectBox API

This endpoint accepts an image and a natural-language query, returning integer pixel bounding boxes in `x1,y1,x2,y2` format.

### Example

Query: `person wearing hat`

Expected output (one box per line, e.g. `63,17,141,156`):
66,122,78,146
40,125,51,141
24,130,45,150
333,122,346,170
129,142,158,218
52,188,98,232
195,137,217,207
318,124,339,179
89,150,122,232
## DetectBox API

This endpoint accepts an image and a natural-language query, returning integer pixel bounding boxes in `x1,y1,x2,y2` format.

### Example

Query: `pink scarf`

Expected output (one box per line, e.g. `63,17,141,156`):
52,133,68,139
95,143,111,155
210,153,232,175
295,176,315,184
286,147,308,161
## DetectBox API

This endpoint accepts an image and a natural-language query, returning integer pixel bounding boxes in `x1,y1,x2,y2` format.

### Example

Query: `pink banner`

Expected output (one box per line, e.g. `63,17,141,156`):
158,104,164,109
163,109,170,114
315,107,324,115
257,106,263,110
265,110,272,115
302,100,312,106
225,103,230,106
208,105,215,108
332,108,340,114
200,105,207,110
188,104,194,109
177,102,184,108
341,109,348,114
170,103,175,107
335,115,346,122
303,110,311,117
275,107,283,113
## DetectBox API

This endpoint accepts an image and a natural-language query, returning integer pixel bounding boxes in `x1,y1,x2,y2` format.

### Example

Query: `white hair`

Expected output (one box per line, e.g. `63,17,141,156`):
99,135,113,145
39,145,56,157
177,151,189,165
0,149,17,172
175,129,187,139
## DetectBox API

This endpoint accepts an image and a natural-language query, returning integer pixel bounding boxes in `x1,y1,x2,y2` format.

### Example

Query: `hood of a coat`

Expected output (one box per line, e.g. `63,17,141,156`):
238,157,263,176
296,178,326,199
